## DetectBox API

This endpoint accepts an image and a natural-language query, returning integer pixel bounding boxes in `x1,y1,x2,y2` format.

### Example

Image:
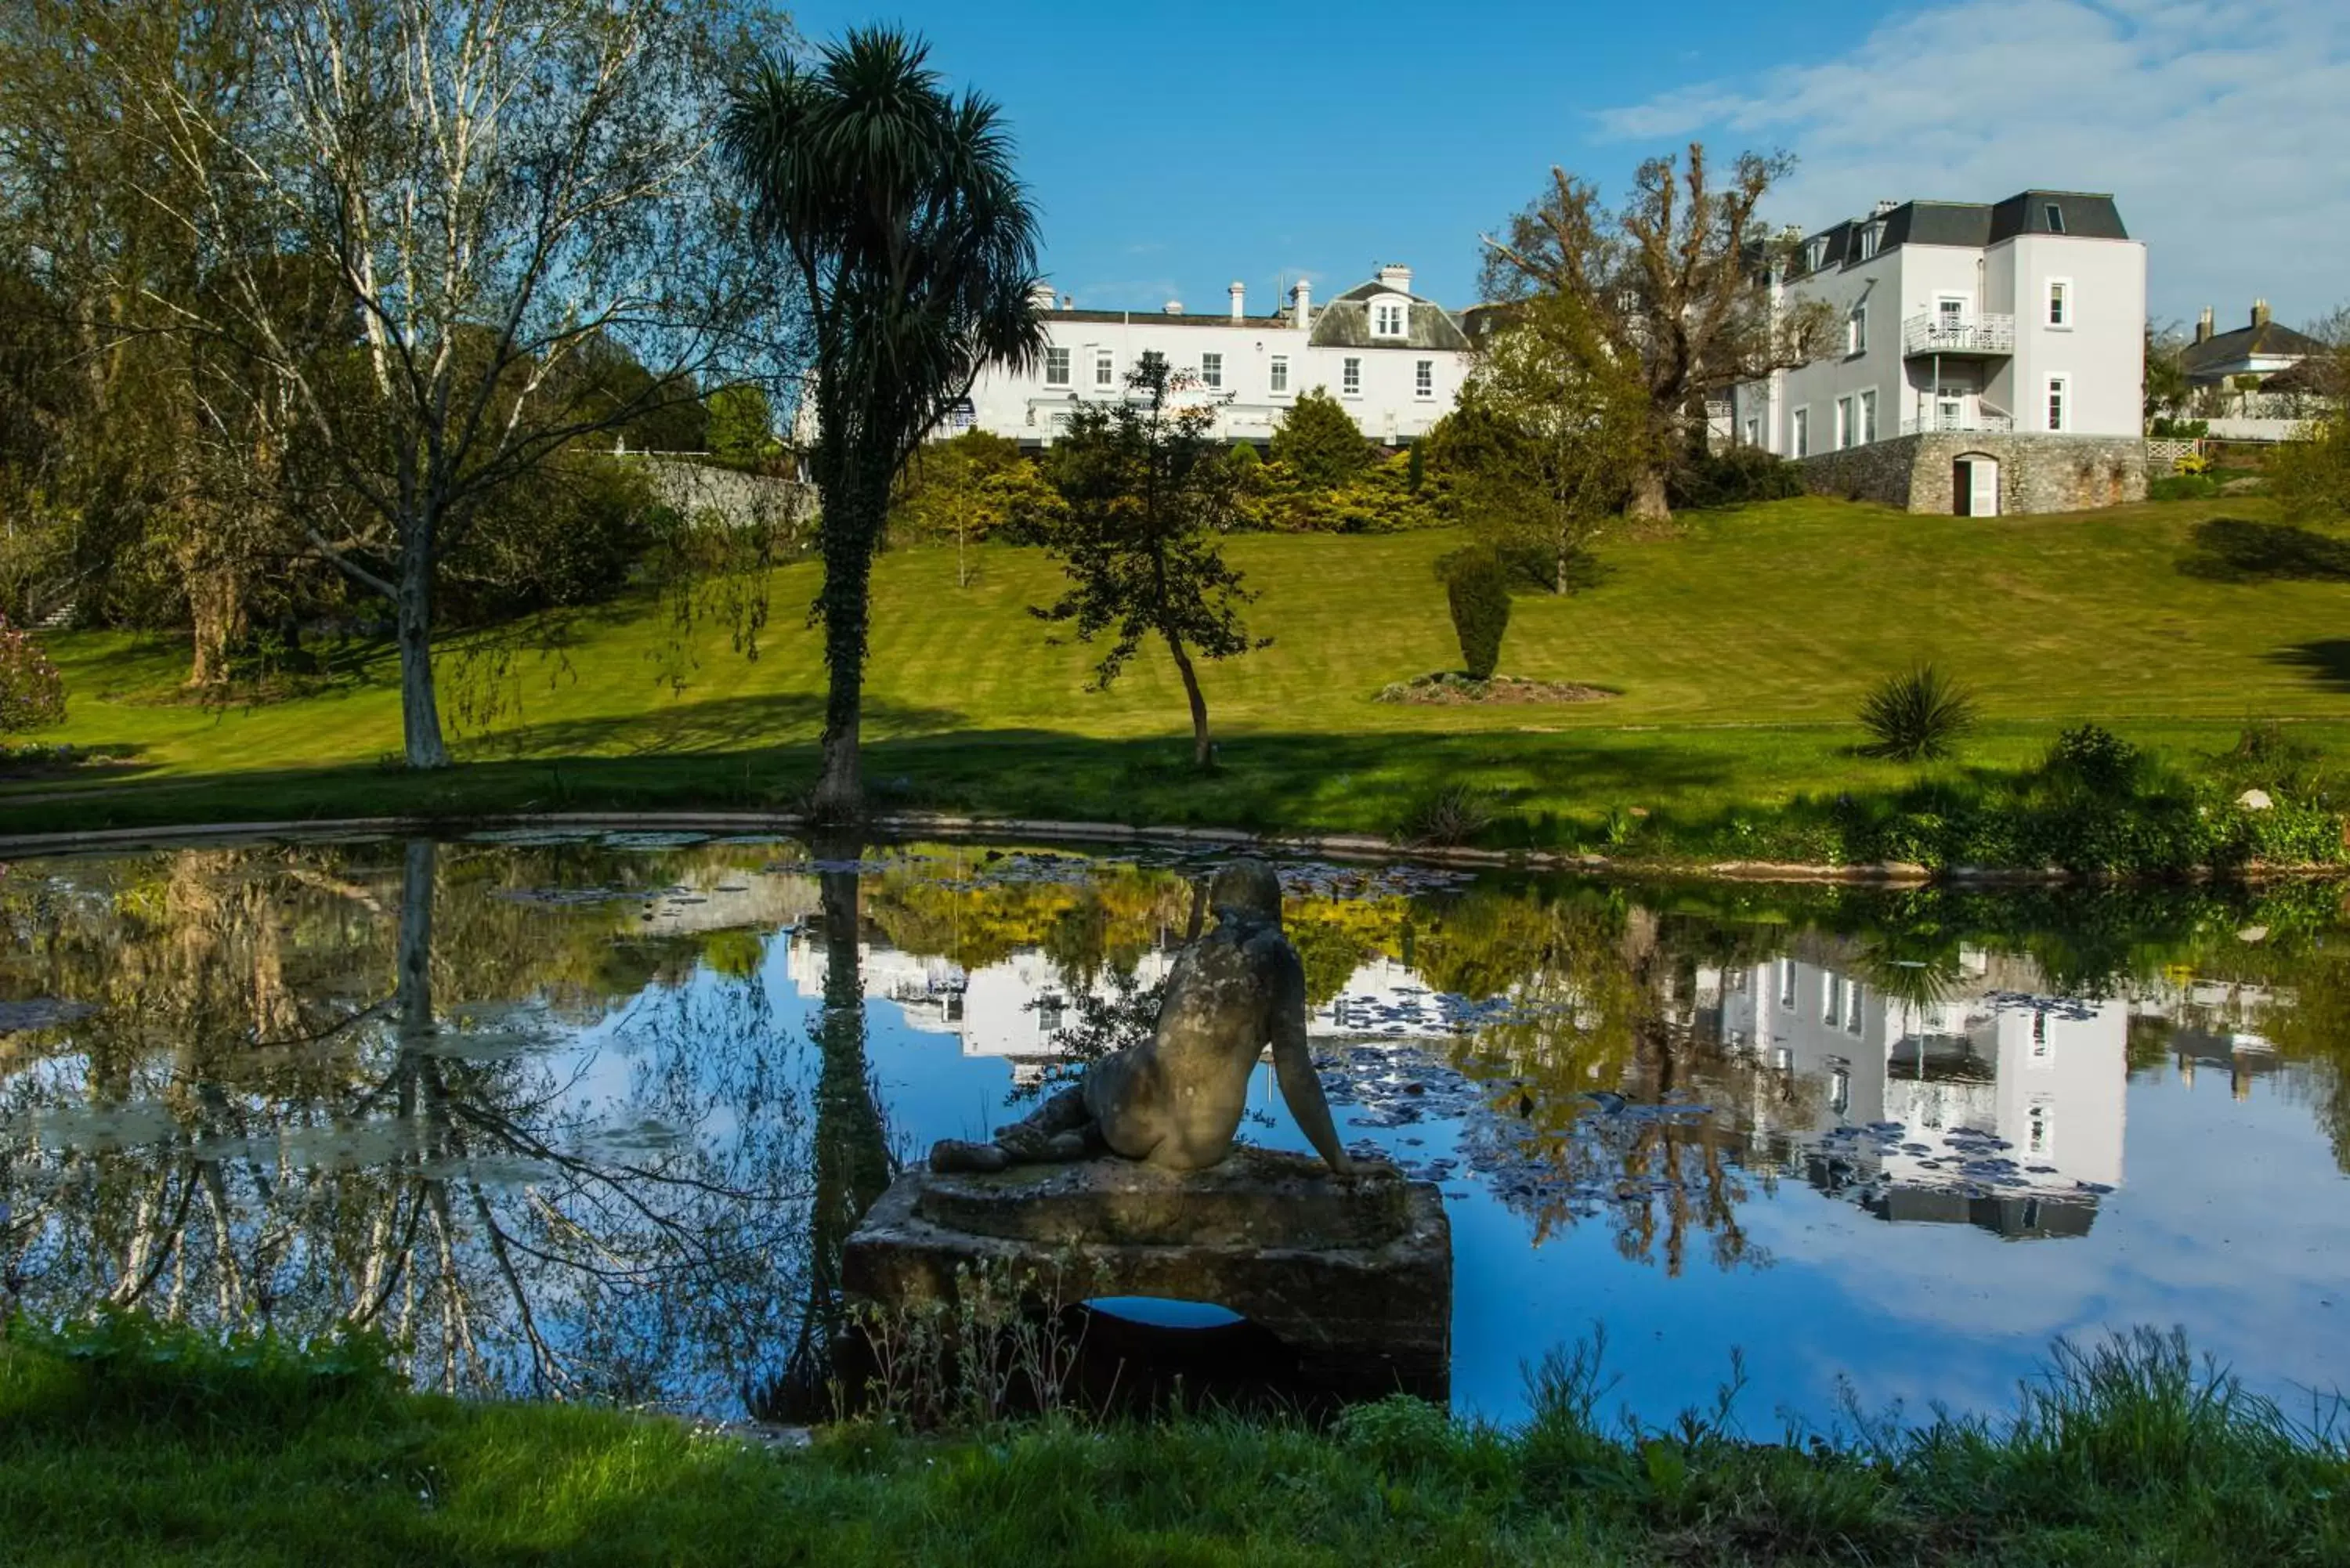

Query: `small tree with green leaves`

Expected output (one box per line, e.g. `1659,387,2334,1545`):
0,612,65,732
1269,386,1372,490
2271,342,2350,526
1035,358,1263,768
1448,291,1648,594
1441,547,1512,680
705,385,780,468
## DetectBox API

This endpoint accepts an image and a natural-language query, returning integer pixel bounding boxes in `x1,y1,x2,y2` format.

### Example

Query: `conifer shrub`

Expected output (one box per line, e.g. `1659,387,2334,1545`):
1440,547,1511,680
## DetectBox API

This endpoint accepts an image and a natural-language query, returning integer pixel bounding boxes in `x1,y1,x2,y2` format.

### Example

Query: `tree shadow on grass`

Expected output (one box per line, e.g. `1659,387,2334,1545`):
2177,518,2350,583
474,691,976,760
3,724,1741,847
2265,641,2350,695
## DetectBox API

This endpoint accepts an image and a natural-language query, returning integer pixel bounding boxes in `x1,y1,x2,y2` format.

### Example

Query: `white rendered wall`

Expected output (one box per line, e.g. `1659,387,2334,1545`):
959,309,1465,446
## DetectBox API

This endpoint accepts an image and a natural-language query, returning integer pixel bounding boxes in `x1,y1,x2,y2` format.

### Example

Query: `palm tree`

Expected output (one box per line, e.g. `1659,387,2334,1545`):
723,28,1044,817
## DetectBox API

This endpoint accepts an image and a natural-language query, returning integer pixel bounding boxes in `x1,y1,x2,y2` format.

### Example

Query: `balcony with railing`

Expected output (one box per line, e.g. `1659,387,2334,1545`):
1900,410,2014,435
1902,313,2016,357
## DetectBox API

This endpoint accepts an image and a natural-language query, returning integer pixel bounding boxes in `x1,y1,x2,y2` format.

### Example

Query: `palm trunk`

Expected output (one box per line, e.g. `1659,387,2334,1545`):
397,514,451,768
812,471,885,818
1166,632,1213,769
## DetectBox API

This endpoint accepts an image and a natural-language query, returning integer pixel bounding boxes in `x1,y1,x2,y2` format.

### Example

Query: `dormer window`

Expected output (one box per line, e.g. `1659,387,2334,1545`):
2044,202,2066,233
1372,300,1407,338
1858,222,1883,260
1805,237,1828,273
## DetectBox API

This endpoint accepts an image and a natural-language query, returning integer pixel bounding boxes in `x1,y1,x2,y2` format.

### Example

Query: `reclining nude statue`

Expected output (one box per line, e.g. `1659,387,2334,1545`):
929,859,1356,1178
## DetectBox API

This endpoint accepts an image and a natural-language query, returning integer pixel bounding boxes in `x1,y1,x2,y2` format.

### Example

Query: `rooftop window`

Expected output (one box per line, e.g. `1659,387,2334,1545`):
2044,202,2066,233
1372,300,1407,338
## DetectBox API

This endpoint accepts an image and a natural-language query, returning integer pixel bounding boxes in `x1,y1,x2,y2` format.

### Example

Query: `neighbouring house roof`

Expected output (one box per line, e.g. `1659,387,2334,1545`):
1791,191,2131,279
1308,277,1473,352
2182,317,2330,380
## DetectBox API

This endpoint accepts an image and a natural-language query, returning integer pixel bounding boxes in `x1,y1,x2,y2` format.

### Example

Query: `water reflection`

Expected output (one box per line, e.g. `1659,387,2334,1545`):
4,836,2348,1425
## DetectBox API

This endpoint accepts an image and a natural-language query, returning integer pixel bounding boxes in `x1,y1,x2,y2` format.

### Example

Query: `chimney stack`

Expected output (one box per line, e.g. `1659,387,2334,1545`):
1162,300,1184,316
1290,278,1311,331
2252,298,2272,330
1029,281,1058,313
1377,262,1413,294
1228,280,1246,320
2195,306,2214,345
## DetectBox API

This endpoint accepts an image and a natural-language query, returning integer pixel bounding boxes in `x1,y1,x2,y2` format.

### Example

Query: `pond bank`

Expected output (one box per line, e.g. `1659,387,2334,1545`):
2,806,2342,887
3,1319,2342,1567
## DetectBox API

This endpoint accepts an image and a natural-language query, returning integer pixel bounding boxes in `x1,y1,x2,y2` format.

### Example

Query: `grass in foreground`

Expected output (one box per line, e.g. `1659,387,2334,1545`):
11,495,2350,863
3,1317,2345,1566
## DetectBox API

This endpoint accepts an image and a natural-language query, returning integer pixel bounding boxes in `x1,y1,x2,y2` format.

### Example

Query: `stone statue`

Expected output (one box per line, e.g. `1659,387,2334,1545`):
930,859,1355,1177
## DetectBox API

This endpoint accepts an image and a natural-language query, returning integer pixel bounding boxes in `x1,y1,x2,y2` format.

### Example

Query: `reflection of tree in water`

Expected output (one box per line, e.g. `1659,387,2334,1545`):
1425,891,1788,1277
0,840,813,1411
763,854,895,1418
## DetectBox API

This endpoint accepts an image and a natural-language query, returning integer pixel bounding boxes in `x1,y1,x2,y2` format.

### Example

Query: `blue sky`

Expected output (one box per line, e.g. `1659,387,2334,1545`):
782,0,2348,333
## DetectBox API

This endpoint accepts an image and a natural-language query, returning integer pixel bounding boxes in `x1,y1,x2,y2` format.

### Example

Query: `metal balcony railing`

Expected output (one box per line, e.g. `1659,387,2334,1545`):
1902,313,2016,356
1900,411,2014,435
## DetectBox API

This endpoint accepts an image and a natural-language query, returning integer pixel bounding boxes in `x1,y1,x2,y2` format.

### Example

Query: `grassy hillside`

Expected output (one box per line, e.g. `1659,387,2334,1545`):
13,494,2350,846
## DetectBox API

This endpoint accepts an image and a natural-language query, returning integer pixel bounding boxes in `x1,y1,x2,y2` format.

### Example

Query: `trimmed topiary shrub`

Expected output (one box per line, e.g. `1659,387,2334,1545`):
1856,663,1977,761
0,612,65,732
1440,547,1511,680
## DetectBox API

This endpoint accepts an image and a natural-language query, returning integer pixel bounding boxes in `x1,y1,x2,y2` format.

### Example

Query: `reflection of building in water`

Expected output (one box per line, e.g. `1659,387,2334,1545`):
783,930,1477,1085
783,930,1177,1086
1710,951,2127,1237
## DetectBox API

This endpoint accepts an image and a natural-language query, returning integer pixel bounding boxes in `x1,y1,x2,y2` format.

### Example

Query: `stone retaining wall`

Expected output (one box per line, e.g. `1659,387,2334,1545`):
1795,433,2149,515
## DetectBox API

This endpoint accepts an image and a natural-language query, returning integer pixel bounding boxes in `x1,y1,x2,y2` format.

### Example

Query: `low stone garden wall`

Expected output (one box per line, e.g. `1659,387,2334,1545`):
1796,433,2150,515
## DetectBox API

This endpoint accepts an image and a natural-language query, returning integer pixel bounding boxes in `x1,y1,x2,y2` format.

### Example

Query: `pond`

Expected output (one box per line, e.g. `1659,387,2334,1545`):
2,829,2345,1433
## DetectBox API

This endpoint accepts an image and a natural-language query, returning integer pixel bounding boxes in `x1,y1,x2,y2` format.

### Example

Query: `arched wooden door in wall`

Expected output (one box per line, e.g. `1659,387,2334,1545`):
1952,454,2001,516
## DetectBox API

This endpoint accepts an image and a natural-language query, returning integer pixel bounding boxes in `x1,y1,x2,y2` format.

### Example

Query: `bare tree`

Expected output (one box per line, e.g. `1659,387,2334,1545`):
97,0,794,767
1481,143,1833,522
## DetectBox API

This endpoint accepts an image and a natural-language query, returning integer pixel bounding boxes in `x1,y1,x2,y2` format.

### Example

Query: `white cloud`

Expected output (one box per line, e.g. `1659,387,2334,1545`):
1594,0,2350,326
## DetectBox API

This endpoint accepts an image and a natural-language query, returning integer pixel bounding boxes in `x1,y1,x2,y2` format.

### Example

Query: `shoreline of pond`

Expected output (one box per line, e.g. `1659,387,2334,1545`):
4,806,2346,887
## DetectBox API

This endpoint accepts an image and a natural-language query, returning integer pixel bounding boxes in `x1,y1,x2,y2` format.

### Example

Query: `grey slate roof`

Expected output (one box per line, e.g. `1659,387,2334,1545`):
1307,276,1472,351
2182,316,2329,378
1794,191,2131,278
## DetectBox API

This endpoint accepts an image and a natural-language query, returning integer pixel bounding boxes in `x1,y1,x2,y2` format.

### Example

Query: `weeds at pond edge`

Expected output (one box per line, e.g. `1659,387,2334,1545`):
4,1310,2347,1564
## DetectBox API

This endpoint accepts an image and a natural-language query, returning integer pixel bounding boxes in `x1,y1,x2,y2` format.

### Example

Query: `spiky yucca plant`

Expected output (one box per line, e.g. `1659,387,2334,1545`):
1856,663,1978,761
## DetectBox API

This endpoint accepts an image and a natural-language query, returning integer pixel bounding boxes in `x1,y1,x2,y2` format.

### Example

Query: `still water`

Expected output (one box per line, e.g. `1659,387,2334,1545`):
2,830,2345,1430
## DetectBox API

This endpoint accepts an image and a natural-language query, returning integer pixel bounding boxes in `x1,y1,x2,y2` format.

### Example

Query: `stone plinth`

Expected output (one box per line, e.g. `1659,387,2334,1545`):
842,1146,1453,1404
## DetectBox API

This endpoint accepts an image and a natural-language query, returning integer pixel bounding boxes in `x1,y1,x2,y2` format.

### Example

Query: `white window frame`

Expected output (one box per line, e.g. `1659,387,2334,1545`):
1835,396,1854,450
2045,373,2070,432
1744,416,1760,448
1093,349,1115,389
1805,237,1828,273
1269,355,1289,395
1858,388,1878,445
1791,406,1810,458
2045,276,2073,330
1200,352,1223,389
1846,983,1864,1034
1935,294,1969,334
1341,356,1362,397
1858,222,1882,260
1372,300,1407,339
1847,303,1867,356
1413,359,1434,399
1044,346,1071,387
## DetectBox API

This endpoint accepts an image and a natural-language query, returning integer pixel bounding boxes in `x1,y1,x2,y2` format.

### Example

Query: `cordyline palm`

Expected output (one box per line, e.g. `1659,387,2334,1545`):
723,28,1043,817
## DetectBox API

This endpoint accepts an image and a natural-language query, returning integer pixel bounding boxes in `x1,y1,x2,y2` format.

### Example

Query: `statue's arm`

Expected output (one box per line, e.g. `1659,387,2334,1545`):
1268,949,1354,1176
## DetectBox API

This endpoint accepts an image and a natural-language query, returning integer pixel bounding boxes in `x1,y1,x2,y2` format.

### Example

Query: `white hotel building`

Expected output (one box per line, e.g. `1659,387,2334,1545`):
1732,190,2149,515
948,265,1473,448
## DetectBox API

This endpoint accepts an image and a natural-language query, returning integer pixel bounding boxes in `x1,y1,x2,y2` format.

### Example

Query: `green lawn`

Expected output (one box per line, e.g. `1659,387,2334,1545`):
12,494,2350,846
5,1320,2345,1566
